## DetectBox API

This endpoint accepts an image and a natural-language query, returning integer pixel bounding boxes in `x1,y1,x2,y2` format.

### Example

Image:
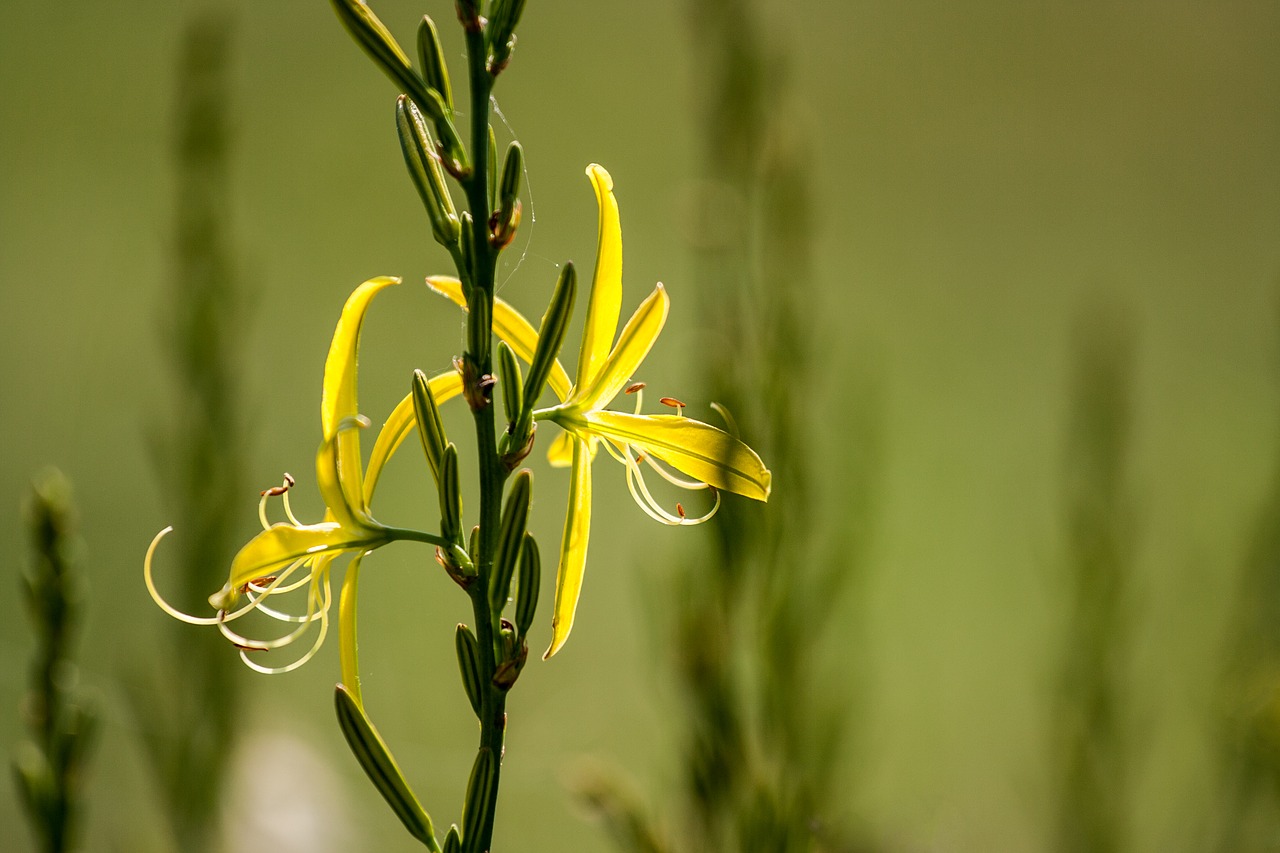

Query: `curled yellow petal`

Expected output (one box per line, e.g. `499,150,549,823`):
426,275,571,401
544,437,592,659
582,410,771,501
321,276,401,517
575,164,623,390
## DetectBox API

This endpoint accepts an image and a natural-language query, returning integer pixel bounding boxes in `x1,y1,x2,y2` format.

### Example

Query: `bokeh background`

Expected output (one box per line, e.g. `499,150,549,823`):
3,1,1280,850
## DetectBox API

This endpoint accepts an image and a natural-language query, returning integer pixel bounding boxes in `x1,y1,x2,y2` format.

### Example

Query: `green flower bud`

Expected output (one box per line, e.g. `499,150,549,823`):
497,341,523,426
515,532,540,638
524,262,576,408
330,0,440,121
454,624,483,718
396,97,459,248
416,15,453,111
334,684,437,847
489,470,531,616
443,825,462,853
462,747,496,845
411,368,449,482
438,443,463,545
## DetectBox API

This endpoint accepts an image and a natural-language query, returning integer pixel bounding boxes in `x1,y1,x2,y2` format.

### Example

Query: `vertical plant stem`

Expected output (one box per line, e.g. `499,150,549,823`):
459,25,506,853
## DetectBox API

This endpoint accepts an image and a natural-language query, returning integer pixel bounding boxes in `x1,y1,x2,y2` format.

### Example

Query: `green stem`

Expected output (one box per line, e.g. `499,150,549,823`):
458,23,507,853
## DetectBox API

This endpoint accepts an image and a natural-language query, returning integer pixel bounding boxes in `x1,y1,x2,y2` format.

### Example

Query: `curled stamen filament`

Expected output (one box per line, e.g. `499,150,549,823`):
601,440,720,526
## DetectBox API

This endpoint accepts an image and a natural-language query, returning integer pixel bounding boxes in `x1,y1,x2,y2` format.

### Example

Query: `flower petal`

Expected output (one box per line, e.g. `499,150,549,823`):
226,522,388,597
364,370,464,504
582,410,772,501
544,437,592,659
574,164,623,391
574,284,669,411
427,276,571,401
339,550,366,705
322,276,402,516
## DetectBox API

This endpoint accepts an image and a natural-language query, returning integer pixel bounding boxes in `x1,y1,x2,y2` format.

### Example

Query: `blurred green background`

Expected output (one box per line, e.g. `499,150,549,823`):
3,1,1279,850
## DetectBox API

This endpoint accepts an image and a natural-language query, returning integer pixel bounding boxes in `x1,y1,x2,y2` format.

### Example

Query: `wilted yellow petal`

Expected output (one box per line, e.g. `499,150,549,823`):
364,370,464,504
575,164,623,391
544,437,592,659
426,276,571,401
574,284,668,411
583,410,771,501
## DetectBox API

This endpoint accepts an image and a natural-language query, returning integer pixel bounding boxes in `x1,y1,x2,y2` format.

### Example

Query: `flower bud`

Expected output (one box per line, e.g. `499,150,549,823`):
497,340,523,426
443,825,462,853
485,0,528,74
416,15,453,111
462,747,497,844
523,263,576,408
396,97,459,248
334,684,437,847
515,532,540,638
411,368,449,482
331,0,437,119
489,470,531,616
454,624,483,718
438,443,463,545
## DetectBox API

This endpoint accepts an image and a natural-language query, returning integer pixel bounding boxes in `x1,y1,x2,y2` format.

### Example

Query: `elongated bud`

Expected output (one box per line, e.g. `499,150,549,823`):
515,532,540,638
489,141,524,249
438,443,463,545
412,369,448,481
489,470,531,615
486,0,528,74
455,0,481,32
492,620,526,690
487,125,499,211
454,624,483,718
431,103,472,180
462,747,496,845
443,825,462,853
524,263,576,407
331,0,438,119
497,341,523,425
396,98,460,247
499,141,523,210
457,212,475,294
416,16,453,111
334,684,437,847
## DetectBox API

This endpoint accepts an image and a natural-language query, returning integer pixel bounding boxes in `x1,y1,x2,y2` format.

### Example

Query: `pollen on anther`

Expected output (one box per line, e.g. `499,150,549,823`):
659,397,686,409
261,473,296,497
676,503,686,519
240,575,278,594
625,382,646,395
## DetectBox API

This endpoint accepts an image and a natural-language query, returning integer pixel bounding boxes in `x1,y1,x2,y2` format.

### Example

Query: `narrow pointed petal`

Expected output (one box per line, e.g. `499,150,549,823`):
427,276,571,400
226,523,388,595
339,551,366,705
575,284,669,411
583,410,772,501
365,371,464,504
574,164,623,390
322,276,402,515
544,437,592,659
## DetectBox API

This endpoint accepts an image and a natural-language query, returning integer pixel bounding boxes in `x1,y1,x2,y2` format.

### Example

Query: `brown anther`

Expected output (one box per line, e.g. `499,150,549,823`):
233,642,270,653
625,382,646,395
635,453,647,465
260,473,296,497
239,575,278,594
659,397,686,409
676,503,687,519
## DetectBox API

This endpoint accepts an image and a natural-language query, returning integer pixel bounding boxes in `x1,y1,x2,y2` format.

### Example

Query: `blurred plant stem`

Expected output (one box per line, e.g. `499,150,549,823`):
1210,297,1280,849
130,12,247,852
13,470,97,853
1051,307,1135,853
577,0,880,849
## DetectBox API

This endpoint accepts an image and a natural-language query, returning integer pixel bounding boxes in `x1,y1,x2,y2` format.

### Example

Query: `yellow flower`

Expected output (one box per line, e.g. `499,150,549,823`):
146,277,456,677
429,164,771,659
